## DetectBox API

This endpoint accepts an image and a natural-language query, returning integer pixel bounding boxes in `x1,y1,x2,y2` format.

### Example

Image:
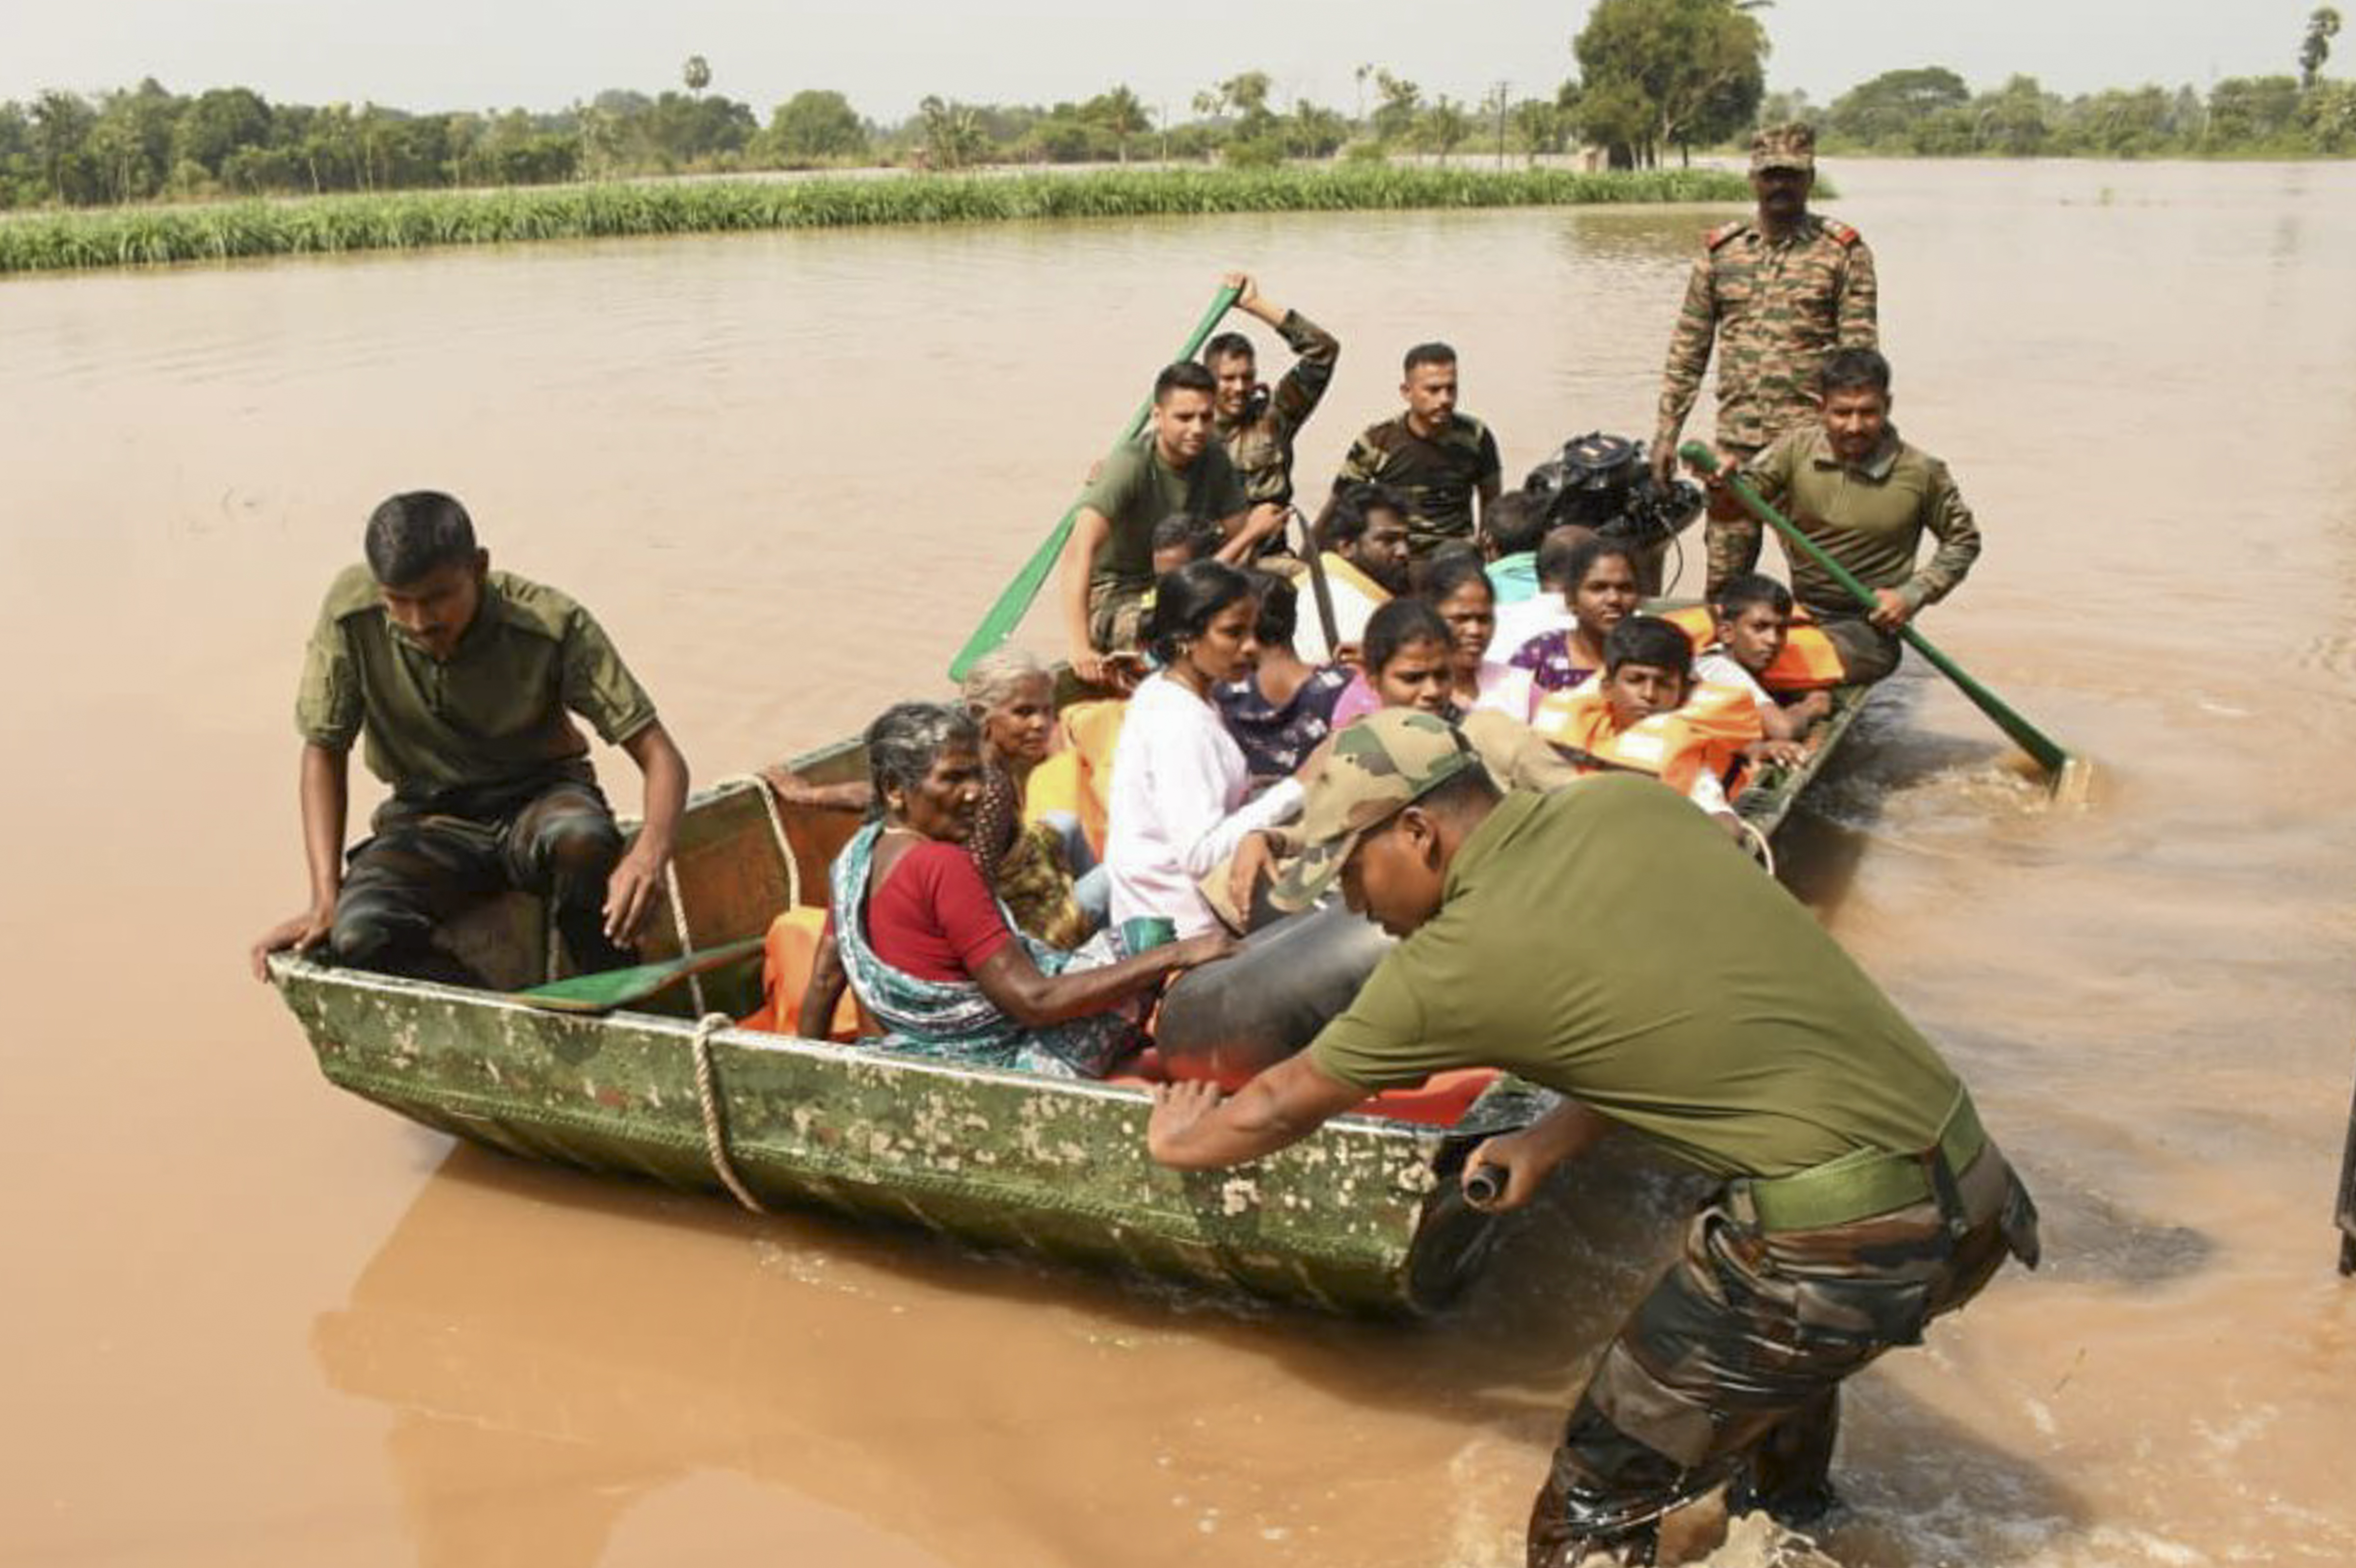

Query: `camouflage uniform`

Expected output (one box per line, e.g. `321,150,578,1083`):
1653,125,1879,593
1331,412,1503,558
1526,1126,2039,1566
1214,309,1341,512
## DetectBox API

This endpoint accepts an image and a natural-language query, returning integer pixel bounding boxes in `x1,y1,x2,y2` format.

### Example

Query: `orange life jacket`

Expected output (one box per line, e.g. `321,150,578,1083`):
742,905,865,1039
1662,605,1845,693
1529,682,1763,799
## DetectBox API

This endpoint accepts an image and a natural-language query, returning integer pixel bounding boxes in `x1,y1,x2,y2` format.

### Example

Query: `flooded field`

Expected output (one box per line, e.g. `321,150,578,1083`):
1,157,2352,1566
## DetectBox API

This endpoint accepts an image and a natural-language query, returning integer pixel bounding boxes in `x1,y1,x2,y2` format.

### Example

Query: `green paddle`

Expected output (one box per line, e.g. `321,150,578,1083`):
1681,442,2092,802
946,284,1241,681
513,936,764,1015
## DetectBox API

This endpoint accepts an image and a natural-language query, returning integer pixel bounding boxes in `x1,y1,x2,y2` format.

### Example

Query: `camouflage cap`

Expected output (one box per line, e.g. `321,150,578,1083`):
1750,122,1817,173
1267,710,1492,913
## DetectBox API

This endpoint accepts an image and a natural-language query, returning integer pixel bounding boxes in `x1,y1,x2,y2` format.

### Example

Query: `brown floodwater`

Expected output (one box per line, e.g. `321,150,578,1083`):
3,157,2353,1568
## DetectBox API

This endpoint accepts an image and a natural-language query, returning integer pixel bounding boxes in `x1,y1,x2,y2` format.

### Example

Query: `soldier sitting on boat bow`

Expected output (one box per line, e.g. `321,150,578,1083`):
249,491,689,986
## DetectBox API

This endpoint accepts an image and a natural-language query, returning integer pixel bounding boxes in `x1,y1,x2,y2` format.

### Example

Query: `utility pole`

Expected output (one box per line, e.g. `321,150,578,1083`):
1494,80,1510,169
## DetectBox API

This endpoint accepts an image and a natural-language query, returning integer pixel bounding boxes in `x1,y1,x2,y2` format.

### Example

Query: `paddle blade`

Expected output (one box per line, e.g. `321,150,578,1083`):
514,936,763,1015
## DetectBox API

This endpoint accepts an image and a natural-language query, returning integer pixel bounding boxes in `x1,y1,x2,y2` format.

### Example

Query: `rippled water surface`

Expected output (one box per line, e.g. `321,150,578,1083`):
3,158,2353,1567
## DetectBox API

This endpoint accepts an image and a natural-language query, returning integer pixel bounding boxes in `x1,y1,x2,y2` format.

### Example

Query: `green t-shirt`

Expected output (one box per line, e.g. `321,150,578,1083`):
1308,778,1961,1179
295,565,658,806
1078,436,1248,594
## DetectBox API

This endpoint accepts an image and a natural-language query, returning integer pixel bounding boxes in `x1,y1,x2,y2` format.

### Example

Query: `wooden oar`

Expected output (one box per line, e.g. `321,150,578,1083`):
947,284,1242,681
1680,442,2092,802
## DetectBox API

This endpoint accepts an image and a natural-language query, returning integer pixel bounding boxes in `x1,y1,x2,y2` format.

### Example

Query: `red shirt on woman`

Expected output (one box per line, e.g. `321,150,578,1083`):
848,839,1013,983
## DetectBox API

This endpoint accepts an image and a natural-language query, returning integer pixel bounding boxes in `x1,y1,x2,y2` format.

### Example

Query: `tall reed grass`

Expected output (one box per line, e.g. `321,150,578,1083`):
0,166,1752,275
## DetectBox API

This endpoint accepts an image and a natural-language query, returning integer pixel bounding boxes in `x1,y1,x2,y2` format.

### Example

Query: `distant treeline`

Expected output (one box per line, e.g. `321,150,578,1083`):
2,7,2347,213
0,69,1586,211
1775,66,2355,159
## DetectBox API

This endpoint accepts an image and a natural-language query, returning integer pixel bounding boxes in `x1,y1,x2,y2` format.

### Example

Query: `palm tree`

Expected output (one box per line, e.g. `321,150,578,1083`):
682,55,712,96
1096,85,1149,163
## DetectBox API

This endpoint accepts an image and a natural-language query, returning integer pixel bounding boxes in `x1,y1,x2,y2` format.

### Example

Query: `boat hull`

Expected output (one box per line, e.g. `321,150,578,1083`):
275,954,1533,1313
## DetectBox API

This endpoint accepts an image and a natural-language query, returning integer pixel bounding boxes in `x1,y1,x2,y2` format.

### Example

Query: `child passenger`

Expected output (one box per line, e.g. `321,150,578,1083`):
1530,614,1762,830
1480,490,1551,605
1694,573,1835,767
1216,571,1351,780
1222,600,1574,923
1418,547,1534,718
1506,536,1642,711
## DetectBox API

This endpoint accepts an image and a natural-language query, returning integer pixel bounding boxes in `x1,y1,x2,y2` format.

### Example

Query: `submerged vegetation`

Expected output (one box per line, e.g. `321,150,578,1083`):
0,165,1751,275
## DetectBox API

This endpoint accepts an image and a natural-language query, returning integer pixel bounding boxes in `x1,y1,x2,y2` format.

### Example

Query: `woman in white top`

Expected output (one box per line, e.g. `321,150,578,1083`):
1106,560,1306,940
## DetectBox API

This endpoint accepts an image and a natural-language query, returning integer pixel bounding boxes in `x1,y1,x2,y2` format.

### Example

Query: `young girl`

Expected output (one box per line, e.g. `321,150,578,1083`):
1328,597,1456,728
1418,548,1533,718
1507,536,1643,711
1215,571,1352,780
1106,560,1308,940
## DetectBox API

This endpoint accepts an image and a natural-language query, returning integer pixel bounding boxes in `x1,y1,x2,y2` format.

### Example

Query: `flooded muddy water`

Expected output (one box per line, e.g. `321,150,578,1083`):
2,157,2353,1566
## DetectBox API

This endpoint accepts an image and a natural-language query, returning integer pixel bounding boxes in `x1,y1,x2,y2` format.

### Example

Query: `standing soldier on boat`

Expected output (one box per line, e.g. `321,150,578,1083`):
1650,123,1879,594
249,491,690,986
1201,270,1341,528
1146,711,2038,1568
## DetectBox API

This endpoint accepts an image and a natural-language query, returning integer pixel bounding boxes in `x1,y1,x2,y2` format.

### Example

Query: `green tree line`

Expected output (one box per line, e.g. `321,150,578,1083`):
1,4,2345,211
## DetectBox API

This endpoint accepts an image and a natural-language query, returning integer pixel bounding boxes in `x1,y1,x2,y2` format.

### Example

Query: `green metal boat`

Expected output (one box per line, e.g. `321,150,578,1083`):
268,676,1868,1314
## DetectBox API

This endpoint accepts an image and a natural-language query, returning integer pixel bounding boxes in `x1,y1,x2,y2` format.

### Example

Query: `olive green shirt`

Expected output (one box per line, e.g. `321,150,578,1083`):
1740,424,1981,617
1078,437,1249,595
1308,778,1961,1179
295,565,658,804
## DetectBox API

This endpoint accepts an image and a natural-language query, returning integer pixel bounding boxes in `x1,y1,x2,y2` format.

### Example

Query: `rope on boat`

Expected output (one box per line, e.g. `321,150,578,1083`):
1738,816,1778,878
719,772,802,910
689,1011,768,1214
663,860,709,1016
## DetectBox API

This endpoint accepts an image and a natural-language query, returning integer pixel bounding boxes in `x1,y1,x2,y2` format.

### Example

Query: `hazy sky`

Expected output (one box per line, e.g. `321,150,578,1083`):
0,1,2331,119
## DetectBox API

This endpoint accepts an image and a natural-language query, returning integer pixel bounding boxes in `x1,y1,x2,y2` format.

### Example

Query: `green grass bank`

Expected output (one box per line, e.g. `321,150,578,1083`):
0,165,1752,276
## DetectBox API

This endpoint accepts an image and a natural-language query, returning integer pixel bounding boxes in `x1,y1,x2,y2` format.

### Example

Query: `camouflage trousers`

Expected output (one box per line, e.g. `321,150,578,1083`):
331,771,632,987
1702,441,1767,597
1087,580,1151,655
1527,1143,2039,1568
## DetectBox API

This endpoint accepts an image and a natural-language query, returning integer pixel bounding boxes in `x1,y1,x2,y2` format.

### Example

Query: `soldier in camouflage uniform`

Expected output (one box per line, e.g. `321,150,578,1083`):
250,491,691,987
1146,711,2038,1568
1651,124,1879,594
1332,342,1503,558
1202,271,1341,520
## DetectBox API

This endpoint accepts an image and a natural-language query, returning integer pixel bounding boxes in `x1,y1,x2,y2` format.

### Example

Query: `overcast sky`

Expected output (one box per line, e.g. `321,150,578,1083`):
0,1,2332,119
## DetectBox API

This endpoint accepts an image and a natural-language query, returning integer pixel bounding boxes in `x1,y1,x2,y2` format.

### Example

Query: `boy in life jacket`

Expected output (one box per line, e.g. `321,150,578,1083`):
1531,613,1762,831
1694,573,1835,769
